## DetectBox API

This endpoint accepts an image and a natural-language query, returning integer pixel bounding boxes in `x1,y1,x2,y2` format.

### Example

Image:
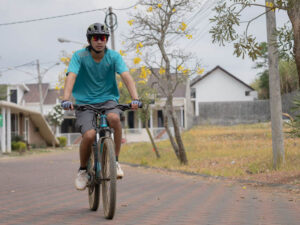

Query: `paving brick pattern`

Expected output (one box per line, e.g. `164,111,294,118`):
0,151,299,225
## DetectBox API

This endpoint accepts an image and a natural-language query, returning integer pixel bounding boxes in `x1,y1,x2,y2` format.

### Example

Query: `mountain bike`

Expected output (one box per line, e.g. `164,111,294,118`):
74,103,141,219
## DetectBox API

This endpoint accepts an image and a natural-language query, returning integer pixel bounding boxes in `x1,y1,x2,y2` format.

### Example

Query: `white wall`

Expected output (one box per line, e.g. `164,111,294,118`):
192,68,257,116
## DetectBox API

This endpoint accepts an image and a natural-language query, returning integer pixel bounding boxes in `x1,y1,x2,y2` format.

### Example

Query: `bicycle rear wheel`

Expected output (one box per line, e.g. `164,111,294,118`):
87,146,100,211
101,138,117,219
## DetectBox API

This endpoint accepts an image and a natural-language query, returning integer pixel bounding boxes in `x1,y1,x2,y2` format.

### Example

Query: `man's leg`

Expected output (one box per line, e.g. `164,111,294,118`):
107,113,122,157
79,129,96,168
75,129,96,191
107,112,124,178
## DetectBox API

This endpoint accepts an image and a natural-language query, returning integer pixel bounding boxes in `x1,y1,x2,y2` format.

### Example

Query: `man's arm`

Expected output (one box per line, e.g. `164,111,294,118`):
63,72,77,110
120,71,139,107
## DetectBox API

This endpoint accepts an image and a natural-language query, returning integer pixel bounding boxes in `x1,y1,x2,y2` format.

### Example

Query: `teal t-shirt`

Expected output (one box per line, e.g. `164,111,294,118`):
67,48,128,104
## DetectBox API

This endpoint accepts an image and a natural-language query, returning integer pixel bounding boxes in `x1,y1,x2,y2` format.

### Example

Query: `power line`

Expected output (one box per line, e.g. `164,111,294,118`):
0,61,36,73
0,8,106,26
113,2,140,11
0,3,141,27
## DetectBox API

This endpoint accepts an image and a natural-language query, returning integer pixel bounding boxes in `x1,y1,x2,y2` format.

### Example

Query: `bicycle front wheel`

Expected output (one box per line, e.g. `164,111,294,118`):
101,138,117,219
88,146,100,211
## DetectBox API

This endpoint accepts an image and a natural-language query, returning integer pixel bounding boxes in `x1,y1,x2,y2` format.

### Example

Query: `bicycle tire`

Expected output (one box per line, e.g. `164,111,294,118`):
87,146,100,211
101,138,117,219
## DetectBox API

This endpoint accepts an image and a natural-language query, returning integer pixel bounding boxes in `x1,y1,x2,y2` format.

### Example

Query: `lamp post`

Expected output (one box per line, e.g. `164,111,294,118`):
36,61,60,114
57,38,85,46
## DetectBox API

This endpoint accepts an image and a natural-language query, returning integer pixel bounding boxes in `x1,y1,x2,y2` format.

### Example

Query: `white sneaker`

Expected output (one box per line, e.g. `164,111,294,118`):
75,169,89,191
116,162,124,179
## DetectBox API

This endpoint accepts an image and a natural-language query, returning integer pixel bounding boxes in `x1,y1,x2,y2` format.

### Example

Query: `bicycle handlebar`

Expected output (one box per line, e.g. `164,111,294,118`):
74,102,143,114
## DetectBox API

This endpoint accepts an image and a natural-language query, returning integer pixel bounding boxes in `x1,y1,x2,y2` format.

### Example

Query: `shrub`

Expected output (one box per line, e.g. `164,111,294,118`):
11,141,19,150
11,141,27,152
58,136,67,147
18,142,27,151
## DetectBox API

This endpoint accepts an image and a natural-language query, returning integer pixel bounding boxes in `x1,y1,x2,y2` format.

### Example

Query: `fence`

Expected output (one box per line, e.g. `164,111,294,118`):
60,127,182,146
194,91,300,126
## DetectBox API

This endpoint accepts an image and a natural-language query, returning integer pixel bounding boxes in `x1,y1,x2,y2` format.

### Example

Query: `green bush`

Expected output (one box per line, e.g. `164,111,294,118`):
11,141,27,151
18,142,27,151
11,141,19,150
58,136,67,147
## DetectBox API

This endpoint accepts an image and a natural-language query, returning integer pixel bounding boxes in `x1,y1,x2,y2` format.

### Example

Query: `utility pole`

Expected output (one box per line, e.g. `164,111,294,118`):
36,59,44,115
109,7,116,50
265,0,284,169
185,78,193,130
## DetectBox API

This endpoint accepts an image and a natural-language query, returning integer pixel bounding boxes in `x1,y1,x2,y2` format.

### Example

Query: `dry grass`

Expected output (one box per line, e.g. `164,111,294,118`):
121,123,300,184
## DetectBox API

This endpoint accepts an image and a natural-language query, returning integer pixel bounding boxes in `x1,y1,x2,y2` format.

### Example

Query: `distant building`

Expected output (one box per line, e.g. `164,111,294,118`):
0,84,59,153
191,66,258,116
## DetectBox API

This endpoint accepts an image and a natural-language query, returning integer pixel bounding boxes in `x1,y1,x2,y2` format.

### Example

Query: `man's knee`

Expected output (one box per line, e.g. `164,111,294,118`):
83,129,96,142
107,113,121,127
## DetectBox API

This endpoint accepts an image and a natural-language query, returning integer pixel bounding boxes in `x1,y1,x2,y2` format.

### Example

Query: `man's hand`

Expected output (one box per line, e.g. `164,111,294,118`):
130,99,142,110
61,100,73,110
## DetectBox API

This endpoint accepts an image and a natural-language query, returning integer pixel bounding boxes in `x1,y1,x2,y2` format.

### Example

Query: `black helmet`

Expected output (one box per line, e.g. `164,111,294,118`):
86,23,110,38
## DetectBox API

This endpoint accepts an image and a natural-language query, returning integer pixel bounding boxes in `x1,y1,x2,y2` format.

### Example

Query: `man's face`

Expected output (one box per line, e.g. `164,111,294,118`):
90,34,108,52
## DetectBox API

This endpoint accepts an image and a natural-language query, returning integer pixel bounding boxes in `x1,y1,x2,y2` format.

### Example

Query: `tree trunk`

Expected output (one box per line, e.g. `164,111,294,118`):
164,96,188,165
144,105,160,159
170,107,188,165
287,0,300,85
266,0,285,169
145,125,160,158
163,107,180,160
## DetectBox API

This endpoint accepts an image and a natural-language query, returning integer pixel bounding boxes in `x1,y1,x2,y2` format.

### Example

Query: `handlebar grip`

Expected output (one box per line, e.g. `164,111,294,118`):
129,102,143,108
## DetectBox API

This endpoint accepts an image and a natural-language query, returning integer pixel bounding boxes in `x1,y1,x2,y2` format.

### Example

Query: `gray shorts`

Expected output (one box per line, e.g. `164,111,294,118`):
75,100,121,135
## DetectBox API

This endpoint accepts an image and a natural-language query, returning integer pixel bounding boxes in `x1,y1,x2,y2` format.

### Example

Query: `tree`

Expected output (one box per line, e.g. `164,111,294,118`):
210,0,292,169
210,0,300,84
47,104,64,135
252,42,298,99
118,68,161,159
0,84,7,100
124,0,203,165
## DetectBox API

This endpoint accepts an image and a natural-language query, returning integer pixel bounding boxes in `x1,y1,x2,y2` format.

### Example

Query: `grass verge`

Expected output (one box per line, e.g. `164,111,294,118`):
121,123,300,185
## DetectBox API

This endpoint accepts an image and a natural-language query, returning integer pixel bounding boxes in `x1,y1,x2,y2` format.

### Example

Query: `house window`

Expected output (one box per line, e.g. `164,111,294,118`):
245,91,250,96
191,88,196,98
10,89,17,103
11,114,19,138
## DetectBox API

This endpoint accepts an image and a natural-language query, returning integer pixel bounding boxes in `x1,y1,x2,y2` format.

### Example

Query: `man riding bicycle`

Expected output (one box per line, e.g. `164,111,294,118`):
61,22,140,191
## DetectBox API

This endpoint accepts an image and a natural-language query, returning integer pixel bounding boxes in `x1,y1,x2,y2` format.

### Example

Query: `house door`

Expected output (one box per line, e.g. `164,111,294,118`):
128,111,134,128
157,110,164,127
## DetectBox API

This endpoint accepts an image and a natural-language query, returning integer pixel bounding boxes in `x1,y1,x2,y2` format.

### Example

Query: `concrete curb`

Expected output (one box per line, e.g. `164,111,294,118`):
122,162,300,191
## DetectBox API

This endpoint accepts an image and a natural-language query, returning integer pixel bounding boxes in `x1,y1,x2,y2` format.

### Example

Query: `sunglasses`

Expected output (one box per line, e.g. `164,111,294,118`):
91,35,107,42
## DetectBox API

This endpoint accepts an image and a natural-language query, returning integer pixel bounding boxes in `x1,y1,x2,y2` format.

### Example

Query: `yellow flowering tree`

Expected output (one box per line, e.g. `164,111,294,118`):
118,66,161,158
124,0,203,165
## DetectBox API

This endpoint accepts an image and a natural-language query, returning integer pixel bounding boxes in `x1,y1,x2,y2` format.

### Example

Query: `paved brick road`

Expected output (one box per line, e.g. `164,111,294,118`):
0,150,299,225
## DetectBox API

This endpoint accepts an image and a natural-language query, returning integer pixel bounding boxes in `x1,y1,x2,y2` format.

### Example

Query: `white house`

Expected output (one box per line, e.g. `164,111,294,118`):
191,66,258,116
0,84,59,153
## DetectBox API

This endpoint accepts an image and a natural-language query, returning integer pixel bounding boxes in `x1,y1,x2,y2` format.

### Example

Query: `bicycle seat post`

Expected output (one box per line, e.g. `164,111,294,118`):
100,113,108,128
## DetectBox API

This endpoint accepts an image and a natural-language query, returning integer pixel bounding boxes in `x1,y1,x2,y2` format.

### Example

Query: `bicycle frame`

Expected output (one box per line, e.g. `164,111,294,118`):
74,103,141,184
94,112,112,183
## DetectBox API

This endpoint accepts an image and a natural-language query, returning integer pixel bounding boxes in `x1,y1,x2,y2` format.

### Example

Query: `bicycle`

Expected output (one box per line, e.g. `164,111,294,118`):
74,103,142,219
